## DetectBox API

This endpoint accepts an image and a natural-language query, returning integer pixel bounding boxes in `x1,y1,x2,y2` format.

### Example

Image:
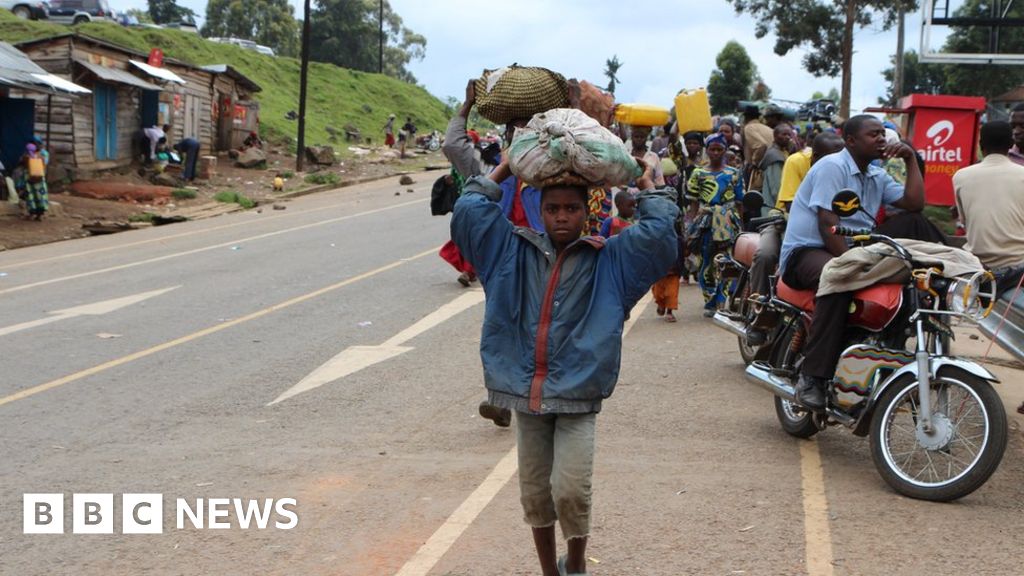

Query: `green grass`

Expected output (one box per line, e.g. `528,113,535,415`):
304,171,341,186
128,212,155,223
213,191,256,209
0,12,451,155
278,170,295,179
924,204,957,236
171,188,198,200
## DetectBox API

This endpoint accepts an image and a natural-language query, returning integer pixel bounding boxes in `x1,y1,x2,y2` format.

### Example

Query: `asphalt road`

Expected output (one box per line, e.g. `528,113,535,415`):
1,175,1022,575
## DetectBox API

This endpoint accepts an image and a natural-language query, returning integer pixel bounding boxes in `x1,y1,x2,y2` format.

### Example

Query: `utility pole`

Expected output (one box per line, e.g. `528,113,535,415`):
894,4,906,102
379,0,384,74
296,0,311,172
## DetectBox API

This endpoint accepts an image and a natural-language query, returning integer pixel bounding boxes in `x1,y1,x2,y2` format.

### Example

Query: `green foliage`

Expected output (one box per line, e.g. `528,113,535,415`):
304,171,341,185
147,0,196,25
708,41,756,115
730,0,917,114
279,170,295,179
940,0,1024,98
202,0,299,58
310,0,426,83
0,11,450,155
171,188,198,199
604,55,623,94
878,50,945,106
214,191,256,208
750,77,772,100
129,212,156,222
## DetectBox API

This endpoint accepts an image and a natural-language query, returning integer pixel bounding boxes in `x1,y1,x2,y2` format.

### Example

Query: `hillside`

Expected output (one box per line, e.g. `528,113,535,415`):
0,12,451,154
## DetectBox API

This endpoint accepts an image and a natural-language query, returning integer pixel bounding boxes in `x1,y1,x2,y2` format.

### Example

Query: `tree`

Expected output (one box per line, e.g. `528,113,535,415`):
604,55,623,94
309,0,426,83
707,41,756,115
750,77,772,100
203,0,300,57
147,0,196,24
729,0,918,118
939,0,1024,99
878,50,944,105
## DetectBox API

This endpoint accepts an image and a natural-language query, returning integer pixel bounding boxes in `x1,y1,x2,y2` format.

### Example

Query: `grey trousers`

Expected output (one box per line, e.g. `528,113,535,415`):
750,223,782,298
516,411,596,539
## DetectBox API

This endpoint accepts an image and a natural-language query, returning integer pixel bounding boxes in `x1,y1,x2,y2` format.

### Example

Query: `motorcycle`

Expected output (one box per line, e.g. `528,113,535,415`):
712,210,785,364
978,279,1024,366
417,130,442,152
724,225,1007,502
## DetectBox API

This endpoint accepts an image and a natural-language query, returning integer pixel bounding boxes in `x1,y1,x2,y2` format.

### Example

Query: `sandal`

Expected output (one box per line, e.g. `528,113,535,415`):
1017,401,1024,415
558,555,590,576
656,306,665,316
665,311,676,323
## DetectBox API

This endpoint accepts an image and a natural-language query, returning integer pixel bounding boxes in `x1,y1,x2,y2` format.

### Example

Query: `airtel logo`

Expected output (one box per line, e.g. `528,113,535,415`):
926,120,955,146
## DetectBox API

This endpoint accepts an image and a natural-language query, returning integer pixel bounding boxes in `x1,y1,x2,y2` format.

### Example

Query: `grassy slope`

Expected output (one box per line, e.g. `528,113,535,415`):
0,12,450,154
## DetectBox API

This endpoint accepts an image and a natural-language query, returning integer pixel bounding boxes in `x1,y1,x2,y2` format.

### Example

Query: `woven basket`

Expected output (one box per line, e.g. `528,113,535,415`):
475,65,570,125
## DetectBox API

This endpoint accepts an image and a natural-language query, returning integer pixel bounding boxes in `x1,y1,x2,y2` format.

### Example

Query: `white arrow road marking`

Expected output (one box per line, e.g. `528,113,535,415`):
0,286,179,338
269,289,486,405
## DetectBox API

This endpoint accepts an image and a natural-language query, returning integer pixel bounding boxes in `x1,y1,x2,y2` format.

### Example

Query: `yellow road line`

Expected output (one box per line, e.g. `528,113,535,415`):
800,440,835,576
0,179,412,270
0,198,427,296
0,247,438,408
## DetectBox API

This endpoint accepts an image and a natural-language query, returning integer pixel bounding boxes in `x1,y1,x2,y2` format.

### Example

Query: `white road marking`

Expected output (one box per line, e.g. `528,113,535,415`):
0,199,426,296
269,290,486,405
392,294,653,576
0,286,179,337
800,440,835,576
394,448,519,576
0,248,437,408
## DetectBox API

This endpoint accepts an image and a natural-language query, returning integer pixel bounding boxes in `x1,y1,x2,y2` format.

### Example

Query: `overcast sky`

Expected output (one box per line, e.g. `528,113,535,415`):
107,0,950,115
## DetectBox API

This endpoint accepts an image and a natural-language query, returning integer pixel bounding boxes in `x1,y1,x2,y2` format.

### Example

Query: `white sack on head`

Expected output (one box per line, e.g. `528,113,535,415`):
508,108,642,189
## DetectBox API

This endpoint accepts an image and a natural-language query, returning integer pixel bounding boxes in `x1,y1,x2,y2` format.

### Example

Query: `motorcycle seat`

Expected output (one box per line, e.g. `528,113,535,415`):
776,278,816,312
733,232,759,268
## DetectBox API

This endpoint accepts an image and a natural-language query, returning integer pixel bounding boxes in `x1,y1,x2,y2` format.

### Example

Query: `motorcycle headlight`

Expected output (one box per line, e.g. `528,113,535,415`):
945,271,996,320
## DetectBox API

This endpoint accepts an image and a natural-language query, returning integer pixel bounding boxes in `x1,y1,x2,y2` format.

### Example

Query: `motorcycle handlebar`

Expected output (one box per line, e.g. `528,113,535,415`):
830,225,873,238
749,215,785,229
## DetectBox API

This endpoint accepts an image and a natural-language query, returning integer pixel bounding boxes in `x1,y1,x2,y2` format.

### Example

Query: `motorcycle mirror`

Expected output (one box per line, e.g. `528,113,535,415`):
831,189,862,217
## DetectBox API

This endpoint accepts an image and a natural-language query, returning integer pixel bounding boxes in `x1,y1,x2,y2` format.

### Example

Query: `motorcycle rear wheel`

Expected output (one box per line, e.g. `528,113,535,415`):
869,366,1007,501
774,396,818,438
770,322,817,438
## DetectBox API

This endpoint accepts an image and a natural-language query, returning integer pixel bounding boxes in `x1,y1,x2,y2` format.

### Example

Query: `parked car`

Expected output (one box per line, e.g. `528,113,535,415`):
46,0,114,25
1,0,49,20
796,98,838,122
207,37,276,57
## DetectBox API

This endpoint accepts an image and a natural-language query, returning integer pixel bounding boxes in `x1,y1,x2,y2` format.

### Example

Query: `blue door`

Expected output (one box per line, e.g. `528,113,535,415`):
94,83,117,160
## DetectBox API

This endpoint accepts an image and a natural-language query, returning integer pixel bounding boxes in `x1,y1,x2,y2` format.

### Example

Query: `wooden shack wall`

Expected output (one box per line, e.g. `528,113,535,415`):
14,37,219,172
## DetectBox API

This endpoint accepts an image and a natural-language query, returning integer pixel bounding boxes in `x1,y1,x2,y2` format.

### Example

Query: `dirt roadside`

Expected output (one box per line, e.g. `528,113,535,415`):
0,146,447,252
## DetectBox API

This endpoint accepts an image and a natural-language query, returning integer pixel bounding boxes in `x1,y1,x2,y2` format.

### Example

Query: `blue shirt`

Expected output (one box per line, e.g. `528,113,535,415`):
780,148,905,274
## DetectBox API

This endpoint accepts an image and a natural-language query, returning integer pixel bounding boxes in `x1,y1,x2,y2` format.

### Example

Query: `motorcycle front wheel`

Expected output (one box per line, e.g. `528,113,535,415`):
869,366,1007,502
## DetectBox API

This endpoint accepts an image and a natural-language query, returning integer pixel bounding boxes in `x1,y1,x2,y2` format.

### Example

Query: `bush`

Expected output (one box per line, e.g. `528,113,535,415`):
214,191,256,209
171,188,197,200
129,212,155,223
279,170,295,179
304,172,341,186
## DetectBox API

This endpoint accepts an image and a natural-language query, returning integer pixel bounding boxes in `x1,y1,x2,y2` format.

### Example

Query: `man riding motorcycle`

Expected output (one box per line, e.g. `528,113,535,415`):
747,132,844,345
778,115,925,410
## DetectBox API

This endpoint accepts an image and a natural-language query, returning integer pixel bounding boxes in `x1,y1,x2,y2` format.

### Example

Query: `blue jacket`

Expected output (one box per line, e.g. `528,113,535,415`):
452,176,679,414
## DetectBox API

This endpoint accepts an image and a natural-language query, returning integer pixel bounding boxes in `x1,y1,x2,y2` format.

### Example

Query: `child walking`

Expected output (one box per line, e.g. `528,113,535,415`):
452,155,678,575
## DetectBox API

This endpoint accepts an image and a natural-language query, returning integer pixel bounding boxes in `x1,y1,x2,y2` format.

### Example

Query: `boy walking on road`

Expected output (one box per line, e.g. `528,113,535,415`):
452,156,678,575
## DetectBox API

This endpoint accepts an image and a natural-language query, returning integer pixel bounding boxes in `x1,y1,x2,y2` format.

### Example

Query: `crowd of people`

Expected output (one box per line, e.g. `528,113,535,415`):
435,81,1024,575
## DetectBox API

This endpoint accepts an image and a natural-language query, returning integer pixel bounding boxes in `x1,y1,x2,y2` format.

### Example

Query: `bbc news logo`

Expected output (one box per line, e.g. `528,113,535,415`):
23,494,298,534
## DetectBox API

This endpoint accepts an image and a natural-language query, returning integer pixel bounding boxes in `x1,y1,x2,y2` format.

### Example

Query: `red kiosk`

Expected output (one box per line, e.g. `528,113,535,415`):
870,94,986,206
